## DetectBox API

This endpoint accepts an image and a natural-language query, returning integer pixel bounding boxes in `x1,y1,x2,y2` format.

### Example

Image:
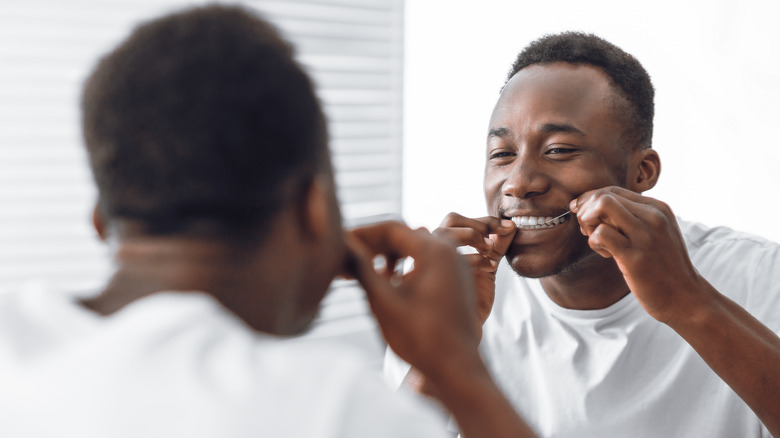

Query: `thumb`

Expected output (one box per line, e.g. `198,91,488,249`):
490,219,517,259
343,231,403,318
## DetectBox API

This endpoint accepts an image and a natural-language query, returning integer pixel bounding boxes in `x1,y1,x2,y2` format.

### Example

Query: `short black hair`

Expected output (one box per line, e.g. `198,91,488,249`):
507,32,654,149
81,5,328,238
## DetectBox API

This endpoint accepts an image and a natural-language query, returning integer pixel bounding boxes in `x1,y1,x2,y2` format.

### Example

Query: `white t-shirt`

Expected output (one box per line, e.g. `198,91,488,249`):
386,219,780,437
0,285,450,438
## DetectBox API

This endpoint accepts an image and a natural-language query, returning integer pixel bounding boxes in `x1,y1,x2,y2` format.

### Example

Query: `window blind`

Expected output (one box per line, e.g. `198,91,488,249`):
0,0,403,364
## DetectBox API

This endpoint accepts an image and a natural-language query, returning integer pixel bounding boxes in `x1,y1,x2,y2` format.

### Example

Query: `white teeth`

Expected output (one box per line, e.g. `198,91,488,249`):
511,214,567,230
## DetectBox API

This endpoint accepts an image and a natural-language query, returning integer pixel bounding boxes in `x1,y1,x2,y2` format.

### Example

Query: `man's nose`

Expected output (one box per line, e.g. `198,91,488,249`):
501,157,550,200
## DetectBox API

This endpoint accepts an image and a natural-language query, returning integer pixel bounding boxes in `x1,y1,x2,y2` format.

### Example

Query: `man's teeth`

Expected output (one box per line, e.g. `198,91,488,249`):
511,215,567,229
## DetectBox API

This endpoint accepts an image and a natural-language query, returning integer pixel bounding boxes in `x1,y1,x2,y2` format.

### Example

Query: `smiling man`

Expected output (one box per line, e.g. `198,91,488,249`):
386,32,780,437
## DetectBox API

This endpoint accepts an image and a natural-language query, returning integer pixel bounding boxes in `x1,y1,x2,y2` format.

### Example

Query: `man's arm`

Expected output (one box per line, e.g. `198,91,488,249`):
572,186,780,436
345,222,535,438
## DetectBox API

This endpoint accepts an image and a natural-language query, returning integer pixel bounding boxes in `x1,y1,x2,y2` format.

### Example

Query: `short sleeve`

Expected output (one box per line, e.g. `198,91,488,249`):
680,219,780,334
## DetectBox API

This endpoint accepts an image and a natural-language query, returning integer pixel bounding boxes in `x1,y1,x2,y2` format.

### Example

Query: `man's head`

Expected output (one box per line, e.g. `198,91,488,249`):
81,5,343,334
506,31,654,150
82,5,330,242
485,32,660,279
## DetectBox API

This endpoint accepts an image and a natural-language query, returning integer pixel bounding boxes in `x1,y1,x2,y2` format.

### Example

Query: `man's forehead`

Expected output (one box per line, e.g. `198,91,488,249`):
489,62,617,131
500,62,613,105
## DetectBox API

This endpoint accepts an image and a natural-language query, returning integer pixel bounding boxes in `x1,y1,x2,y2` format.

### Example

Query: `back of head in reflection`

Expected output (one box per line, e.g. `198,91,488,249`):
80,5,345,336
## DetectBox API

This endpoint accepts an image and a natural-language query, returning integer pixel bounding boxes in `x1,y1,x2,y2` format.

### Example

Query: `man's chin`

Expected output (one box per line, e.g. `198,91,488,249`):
506,247,596,279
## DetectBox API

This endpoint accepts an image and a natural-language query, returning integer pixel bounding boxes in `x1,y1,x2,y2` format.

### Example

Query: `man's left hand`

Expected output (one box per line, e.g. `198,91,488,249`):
571,186,706,325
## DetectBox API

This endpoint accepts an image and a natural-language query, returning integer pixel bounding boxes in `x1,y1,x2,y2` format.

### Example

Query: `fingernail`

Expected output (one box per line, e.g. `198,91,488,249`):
569,198,579,212
500,219,515,229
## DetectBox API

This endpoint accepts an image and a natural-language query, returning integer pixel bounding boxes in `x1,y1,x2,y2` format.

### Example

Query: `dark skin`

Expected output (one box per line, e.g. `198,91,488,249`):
437,62,659,316
484,62,659,309
435,62,780,435
82,172,537,438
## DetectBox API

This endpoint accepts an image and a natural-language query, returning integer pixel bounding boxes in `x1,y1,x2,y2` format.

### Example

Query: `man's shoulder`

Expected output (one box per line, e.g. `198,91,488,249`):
677,217,780,275
75,292,373,388
0,282,94,360
678,217,778,252
677,217,780,327
1,288,437,437
0,286,365,390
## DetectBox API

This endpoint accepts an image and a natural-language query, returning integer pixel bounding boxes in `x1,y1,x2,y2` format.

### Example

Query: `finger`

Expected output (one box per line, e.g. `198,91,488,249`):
488,219,517,259
349,221,429,260
595,187,676,224
586,223,631,259
439,213,513,235
439,212,490,230
464,253,498,273
575,191,644,237
435,214,515,255
383,228,430,282
433,227,495,253
488,217,518,236
606,196,678,239
575,189,676,242
343,231,404,316
600,186,664,207
572,186,671,218
570,186,647,212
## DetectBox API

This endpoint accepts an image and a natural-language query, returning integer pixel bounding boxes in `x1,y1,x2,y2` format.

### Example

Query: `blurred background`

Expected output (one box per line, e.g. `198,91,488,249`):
2,0,780,365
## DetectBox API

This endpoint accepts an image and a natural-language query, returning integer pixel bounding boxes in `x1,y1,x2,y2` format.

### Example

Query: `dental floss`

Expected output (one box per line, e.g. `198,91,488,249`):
543,210,571,225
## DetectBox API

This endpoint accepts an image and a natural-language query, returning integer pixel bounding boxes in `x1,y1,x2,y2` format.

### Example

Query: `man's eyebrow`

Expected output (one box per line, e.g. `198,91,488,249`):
540,123,585,136
488,127,509,138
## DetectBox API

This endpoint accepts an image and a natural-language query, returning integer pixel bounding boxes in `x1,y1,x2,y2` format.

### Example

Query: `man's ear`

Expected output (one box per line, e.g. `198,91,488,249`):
299,174,334,243
92,204,107,241
628,148,661,193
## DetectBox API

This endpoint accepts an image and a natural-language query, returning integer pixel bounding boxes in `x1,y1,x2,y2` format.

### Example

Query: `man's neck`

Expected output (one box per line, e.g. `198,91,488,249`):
539,252,631,310
80,237,296,334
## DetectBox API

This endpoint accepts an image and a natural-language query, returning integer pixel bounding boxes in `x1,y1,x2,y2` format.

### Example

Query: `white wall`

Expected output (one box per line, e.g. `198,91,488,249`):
403,0,780,243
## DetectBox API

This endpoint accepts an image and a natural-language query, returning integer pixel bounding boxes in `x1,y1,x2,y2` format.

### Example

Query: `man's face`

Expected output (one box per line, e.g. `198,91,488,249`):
484,62,632,278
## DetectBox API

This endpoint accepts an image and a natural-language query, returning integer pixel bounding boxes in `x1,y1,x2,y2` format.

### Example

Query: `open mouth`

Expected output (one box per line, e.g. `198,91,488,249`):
510,214,568,230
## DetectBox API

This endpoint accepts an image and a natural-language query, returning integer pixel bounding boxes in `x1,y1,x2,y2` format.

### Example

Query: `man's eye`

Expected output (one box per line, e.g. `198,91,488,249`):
489,151,515,159
546,146,576,154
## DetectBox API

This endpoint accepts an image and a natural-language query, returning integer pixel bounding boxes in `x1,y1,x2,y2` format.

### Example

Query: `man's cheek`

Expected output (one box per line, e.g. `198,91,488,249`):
483,184,501,213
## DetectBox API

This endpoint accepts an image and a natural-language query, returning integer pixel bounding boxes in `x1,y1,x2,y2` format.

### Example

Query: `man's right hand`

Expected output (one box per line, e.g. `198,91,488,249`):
344,221,482,377
433,213,517,325
401,214,516,398
344,221,537,438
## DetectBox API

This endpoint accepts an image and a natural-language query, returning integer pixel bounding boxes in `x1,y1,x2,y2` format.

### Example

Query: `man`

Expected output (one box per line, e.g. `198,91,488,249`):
386,32,780,437
0,5,538,437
